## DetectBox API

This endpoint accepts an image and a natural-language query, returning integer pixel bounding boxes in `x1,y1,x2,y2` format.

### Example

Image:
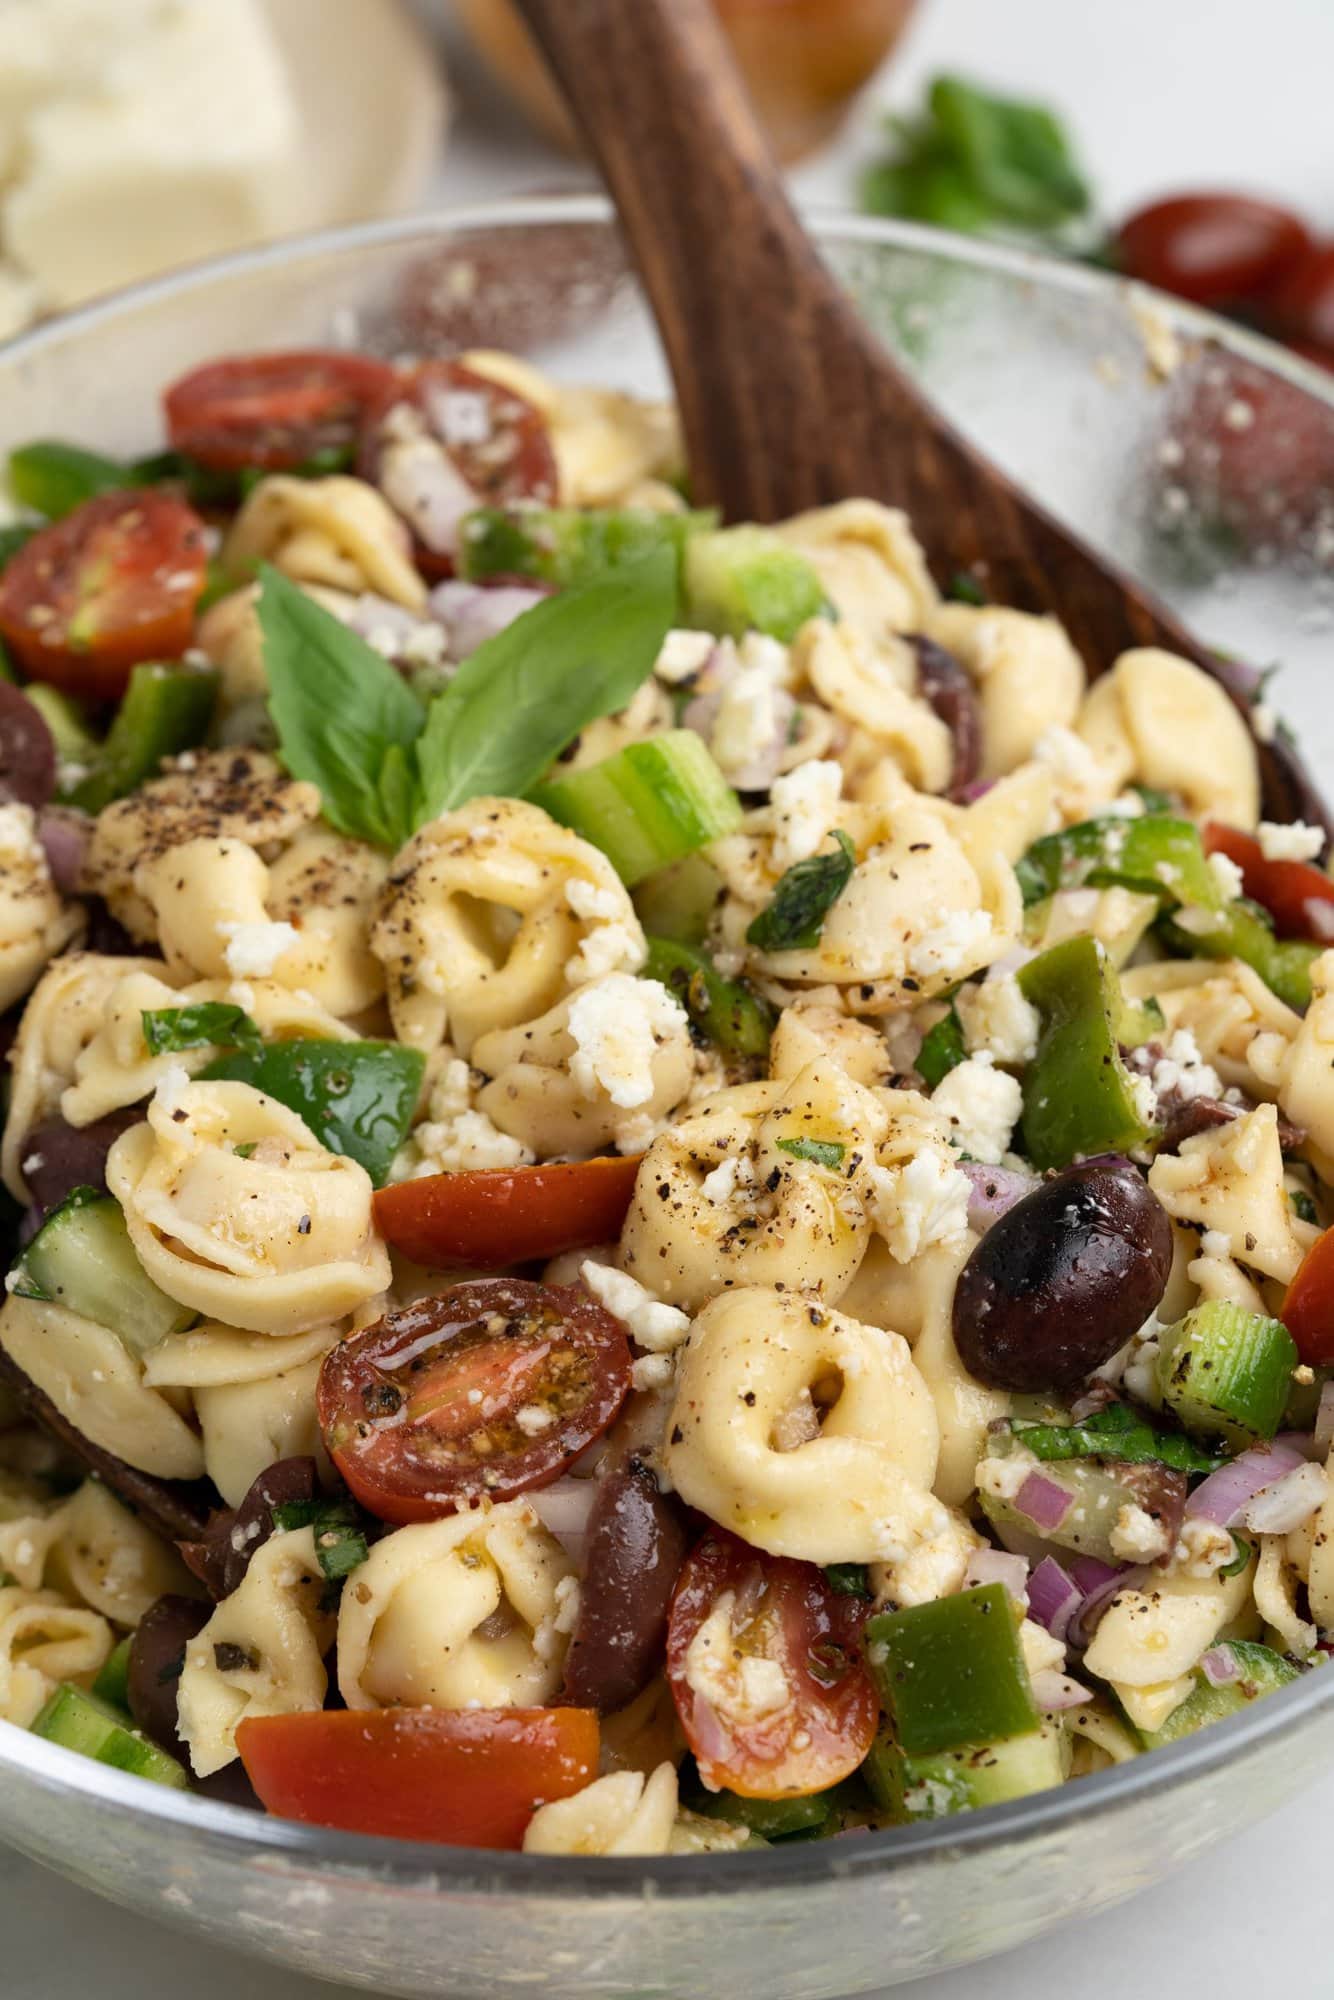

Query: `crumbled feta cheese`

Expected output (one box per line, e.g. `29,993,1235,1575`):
1101,792,1146,818
868,1145,971,1262
684,1595,791,1723
769,759,842,872
1032,726,1104,788
1149,1028,1222,1105
710,666,783,780
400,621,449,672
152,1063,193,1119
565,878,622,924
218,918,299,979
410,1056,533,1175
654,628,715,685
699,1156,741,1207
0,802,42,864
1110,1503,1170,1563
565,895,645,983
580,1259,691,1353
1257,819,1325,863
630,1352,675,1393
975,1447,1039,1504
955,976,1041,1066
567,973,686,1109
929,1054,1022,1166
905,909,994,984
1200,1227,1232,1260
1207,850,1245,901
1171,1517,1235,1580
1127,1071,1160,1125
515,1404,556,1436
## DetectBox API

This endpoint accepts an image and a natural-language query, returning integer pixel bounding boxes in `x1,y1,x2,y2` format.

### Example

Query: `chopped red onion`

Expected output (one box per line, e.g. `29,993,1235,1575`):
37,805,90,895
1242,1460,1329,1535
959,1159,1035,1234
1027,1556,1082,1642
1316,1382,1334,1461
955,778,994,804
1015,1472,1073,1534
1200,1645,1241,1688
430,579,549,657
1067,1562,1148,1651
527,1476,597,1558
1305,900,1334,943
1185,1439,1308,1529
962,1548,1029,1603
1068,1555,1121,1597
1031,1670,1091,1711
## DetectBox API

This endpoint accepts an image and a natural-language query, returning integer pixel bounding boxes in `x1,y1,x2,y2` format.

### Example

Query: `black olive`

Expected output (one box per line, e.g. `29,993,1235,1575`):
561,1459,688,1713
952,1156,1174,1392
910,636,981,801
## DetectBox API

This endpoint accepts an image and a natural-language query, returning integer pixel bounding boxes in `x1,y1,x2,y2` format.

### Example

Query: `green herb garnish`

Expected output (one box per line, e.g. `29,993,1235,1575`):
917,1008,966,1089
747,830,856,953
1220,1533,1254,1579
775,1136,846,1170
271,1497,369,1584
142,1003,263,1059
1009,1402,1223,1476
824,1563,872,1600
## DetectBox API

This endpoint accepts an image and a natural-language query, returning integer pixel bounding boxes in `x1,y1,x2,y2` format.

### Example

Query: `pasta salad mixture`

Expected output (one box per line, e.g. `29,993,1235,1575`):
0,345,1331,1855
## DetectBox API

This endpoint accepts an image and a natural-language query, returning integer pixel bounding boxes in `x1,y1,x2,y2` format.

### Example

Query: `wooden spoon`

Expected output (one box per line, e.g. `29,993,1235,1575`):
511,0,1329,830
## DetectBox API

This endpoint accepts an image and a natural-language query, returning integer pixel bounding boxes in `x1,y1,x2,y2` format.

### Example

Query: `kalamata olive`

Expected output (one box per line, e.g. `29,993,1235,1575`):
0,682,56,809
0,1344,213,1540
36,805,90,895
910,635,980,801
952,1156,1174,1392
179,1456,318,1601
561,1458,688,1713
21,1108,142,1215
128,1593,212,1753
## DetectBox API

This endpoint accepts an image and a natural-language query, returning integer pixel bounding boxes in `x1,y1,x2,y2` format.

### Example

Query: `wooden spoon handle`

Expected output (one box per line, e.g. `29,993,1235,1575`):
510,0,863,519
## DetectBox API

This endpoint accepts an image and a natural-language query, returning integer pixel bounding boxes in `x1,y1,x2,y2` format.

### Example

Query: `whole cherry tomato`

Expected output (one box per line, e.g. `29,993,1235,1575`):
666,1528,878,1799
1116,193,1312,308
237,1706,599,1847
164,350,398,471
1267,243,1334,353
0,490,207,701
372,1156,643,1270
317,1277,631,1524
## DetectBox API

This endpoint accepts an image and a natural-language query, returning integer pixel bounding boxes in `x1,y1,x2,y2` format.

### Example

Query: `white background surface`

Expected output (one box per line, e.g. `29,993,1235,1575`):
3,0,1332,1992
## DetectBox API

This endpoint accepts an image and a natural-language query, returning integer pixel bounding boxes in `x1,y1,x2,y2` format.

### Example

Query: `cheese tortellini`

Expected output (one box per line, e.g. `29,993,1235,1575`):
927,604,1086,779
0,804,81,1015
222,474,427,610
1148,1102,1315,1284
1075,648,1260,828
106,1077,390,1335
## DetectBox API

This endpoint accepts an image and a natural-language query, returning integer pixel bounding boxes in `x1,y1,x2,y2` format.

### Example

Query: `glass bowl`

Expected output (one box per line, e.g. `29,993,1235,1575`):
2,198,1334,2000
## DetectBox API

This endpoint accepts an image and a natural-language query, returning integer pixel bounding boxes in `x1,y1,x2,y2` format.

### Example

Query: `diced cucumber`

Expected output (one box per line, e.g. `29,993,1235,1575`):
91,1637,133,1713
532,731,742,886
24,685,101,768
1155,1300,1297,1448
31,1682,188,1788
643,937,774,1057
1138,1641,1300,1749
683,1785,834,1841
632,852,723,946
865,1583,1039,1755
683,526,829,641
12,1188,194,1353
979,1448,1174,1567
863,1721,1069,1822
457,504,715,590
69,661,218,815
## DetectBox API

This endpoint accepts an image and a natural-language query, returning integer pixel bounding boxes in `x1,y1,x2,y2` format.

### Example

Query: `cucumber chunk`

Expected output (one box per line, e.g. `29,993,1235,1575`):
91,1636,133,1713
458,504,715,590
1138,1641,1300,1749
532,731,741,886
13,1188,194,1353
863,1721,1069,1822
683,526,829,641
31,1682,189,1788
1155,1300,1297,1448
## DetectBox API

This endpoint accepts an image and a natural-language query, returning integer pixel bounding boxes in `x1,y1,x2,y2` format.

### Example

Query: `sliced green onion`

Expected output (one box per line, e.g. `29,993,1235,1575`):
532,730,741,886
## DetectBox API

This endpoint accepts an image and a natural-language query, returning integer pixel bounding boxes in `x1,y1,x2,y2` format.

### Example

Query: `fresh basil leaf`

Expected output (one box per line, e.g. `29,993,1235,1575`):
775,1136,845,1169
930,75,1090,228
1010,1402,1223,1476
1291,1188,1318,1225
947,570,988,606
271,1497,369,1582
414,545,677,819
259,565,424,848
8,441,133,519
747,830,856,953
141,1003,263,1059
824,1563,872,1600
917,1008,966,1089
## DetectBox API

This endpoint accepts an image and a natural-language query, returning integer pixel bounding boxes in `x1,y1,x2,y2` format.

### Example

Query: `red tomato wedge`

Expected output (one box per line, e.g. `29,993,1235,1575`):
359,358,558,571
1204,821,1334,941
236,1706,599,1847
666,1530,877,1799
164,350,398,471
317,1277,631,1524
0,490,207,701
373,1156,642,1269
1283,1227,1334,1366
1116,194,1312,309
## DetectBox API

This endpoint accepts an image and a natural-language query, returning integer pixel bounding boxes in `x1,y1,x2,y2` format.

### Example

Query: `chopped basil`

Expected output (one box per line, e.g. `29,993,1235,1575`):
916,1008,966,1089
1291,1189,1319,1225
776,1136,846,1170
947,570,988,606
142,1002,263,1059
824,1563,872,1600
1009,1402,1223,1476
271,1496,370,1585
747,830,856,953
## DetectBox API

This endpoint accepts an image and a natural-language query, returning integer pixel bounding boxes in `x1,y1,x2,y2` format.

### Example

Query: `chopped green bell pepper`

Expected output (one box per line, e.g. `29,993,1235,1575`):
682,1783,836,1842
1016,935,1160,1169
458,504,715,591
69,661,218,813
1015,813,1222,912
865,1582,1040,1756
201,1039,425,1186
643,937,774,1057
1156,900,1320,1013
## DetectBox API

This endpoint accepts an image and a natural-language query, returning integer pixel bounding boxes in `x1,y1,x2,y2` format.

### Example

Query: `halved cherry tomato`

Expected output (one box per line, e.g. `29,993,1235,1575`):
666,1529,878,1799
359,358,558,572
163,350,398,471
373,1156,642,1269
1117,194,1312,309
0,490,207,701
1267,242,1334,353
317,1276,631,1524
1283,1227,1334,1366
236,1706,599,1847
1204,821,1334,940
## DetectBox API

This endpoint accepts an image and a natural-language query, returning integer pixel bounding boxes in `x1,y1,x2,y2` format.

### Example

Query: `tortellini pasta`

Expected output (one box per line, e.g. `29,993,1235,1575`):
1148,1102,1315,1284
106,1077,390,1335
337,1503,573,1710
0,804,81,1015
264,825,390,1019
0,1584,112,1729
0,1475,194,1626
793,619,952,796
523,1763,679,1857
775,500,937,646
194,1355,330,1507
371,797,646,1057
664,1285,951,1574
1082,1557,1255,1702
927,604,1086,779
1075,648,1260,828
177,1526,332,1776
222,474,427,609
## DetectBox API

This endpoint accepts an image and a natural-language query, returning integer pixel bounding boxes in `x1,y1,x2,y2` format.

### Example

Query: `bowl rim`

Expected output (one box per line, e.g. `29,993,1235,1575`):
2,192,1333,1894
